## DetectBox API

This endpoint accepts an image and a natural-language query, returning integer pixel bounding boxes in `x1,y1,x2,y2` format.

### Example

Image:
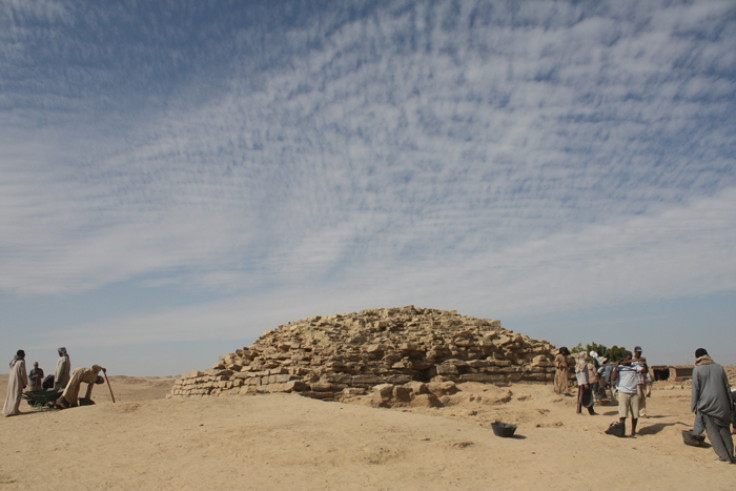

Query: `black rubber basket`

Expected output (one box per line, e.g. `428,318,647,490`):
491,421,517,438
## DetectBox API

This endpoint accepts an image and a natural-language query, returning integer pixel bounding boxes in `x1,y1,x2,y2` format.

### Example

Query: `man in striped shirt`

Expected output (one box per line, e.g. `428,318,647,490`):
612,351,647,437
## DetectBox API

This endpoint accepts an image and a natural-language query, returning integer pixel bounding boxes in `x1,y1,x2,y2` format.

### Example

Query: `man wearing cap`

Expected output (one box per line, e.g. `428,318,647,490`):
612,351,647,436
691,348,734,463
633,346,649,416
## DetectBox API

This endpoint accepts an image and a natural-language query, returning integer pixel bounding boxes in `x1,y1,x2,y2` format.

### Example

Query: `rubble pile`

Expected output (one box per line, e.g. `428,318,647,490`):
169,306,556,402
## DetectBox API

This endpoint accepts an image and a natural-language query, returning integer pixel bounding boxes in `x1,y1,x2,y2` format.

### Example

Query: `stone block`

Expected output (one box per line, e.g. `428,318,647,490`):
411,393,442,408
427,380,458,396
393,386,413,403
351,374,383,386
310,381,346,392
386,374,413,385
405,381,428,394
341,387,367,397
265,381,309,392
436,364,459,376
370,385,394,407
300,391,335,400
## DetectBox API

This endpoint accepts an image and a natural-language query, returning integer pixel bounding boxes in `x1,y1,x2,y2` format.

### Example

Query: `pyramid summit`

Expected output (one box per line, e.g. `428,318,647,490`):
169,306,557,400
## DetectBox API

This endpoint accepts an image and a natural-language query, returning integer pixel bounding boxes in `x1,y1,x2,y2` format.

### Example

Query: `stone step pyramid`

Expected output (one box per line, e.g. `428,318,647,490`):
169,306,556,400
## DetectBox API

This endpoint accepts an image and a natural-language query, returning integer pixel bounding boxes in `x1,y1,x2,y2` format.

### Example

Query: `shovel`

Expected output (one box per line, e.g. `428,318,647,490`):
102,368,116,403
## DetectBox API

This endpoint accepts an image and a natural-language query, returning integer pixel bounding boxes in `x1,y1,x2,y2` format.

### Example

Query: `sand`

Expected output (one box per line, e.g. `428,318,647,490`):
1,373,734,490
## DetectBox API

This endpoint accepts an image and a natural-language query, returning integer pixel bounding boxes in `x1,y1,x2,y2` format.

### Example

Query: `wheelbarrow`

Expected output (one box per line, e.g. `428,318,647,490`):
23,389,63,410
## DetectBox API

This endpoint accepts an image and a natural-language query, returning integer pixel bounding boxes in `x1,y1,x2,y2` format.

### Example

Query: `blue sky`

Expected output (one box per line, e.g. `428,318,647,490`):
1,0,734,376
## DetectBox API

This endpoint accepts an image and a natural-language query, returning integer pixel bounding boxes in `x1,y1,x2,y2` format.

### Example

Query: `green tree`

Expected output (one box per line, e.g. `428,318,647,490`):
570,342,627,362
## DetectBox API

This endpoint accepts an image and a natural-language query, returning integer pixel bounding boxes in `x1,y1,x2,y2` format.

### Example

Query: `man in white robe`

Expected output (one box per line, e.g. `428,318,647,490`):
53,347,71,392
2,350,28,416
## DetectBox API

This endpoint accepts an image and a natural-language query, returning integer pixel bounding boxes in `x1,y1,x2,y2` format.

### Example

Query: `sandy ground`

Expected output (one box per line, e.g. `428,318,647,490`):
1,372,734,490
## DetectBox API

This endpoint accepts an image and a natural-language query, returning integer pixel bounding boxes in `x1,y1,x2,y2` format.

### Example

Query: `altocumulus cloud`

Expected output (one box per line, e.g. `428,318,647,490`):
1,1,734,355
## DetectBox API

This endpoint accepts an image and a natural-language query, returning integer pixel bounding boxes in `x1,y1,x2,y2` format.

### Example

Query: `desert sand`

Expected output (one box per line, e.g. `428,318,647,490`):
1,373,734,490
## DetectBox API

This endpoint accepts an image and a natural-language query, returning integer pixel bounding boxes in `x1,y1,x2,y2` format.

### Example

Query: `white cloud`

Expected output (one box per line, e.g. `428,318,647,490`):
34,185,735,350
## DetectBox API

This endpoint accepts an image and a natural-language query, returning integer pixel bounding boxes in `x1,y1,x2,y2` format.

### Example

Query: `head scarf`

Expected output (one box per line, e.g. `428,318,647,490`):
9,349,24,368
575,352,588,372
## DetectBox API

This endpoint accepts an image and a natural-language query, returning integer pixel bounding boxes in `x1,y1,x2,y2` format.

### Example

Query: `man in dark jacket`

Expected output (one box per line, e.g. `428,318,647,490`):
691,348,734,463
29,362,44,391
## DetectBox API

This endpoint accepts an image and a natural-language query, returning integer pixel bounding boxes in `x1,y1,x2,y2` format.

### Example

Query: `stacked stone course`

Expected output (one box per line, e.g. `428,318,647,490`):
169,306,556,401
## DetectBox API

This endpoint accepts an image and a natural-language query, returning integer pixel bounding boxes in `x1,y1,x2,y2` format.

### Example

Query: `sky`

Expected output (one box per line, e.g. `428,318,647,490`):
1,0,734,376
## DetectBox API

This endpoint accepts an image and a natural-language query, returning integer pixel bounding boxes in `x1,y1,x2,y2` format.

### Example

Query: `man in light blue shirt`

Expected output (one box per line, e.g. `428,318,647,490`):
612,351,646,437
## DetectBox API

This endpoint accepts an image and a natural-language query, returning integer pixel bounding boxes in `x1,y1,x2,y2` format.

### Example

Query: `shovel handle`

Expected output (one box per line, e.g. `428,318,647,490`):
102,369,116,403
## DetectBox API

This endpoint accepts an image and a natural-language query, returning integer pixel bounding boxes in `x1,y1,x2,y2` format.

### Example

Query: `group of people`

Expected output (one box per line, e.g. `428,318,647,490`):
555,346,652,419
2,347,107,416
554,345,735,464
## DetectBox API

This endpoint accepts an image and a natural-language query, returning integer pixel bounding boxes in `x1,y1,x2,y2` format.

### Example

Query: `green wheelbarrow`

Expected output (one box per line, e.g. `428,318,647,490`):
22,390,63,410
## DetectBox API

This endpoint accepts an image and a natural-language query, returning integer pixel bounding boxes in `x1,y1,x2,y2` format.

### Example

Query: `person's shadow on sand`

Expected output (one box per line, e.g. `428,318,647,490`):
637,422,682,435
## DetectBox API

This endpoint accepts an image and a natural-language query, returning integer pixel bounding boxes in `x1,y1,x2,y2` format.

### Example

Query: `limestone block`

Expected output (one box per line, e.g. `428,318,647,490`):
427,380,459,396
405,381,429,395
410,359,434,371
453,338,475,347
392,386,413,403
382,351,403,364
531,355,552,367
467,360,491,368
489,357,511,367
323,372,351,384
436,360,464,376
341,387,367,397
266,373,292,384
370,384,395,407
268,367,290,375
391,359,411,370
310,381,346,392
351,374,383,386
300,391,335,400
386,374,413,385
411,393,442,408
216,369,234,379
374,384,394,397
493,334,513,346
265,381,309,392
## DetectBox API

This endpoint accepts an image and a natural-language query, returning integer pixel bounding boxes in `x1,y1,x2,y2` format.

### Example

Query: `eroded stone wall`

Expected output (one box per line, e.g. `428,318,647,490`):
169,306,556,400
